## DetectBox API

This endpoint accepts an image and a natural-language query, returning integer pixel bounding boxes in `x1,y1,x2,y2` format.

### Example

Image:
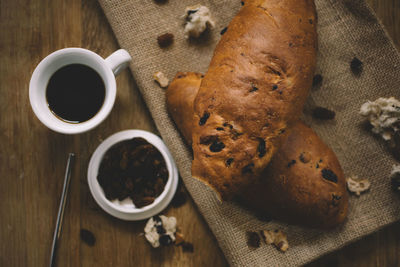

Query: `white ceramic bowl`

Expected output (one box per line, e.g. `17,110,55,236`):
87,130,179,220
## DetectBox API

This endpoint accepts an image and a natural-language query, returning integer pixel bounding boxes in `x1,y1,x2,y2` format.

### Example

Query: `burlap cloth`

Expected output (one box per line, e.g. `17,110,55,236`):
98,0,400,265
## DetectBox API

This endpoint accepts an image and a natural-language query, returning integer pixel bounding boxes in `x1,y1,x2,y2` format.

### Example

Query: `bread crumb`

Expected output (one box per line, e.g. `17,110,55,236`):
260,229,289,252
153,71,169,88
360,97,400,141
144,215,176,248
183,5,215,38
346,176,371,196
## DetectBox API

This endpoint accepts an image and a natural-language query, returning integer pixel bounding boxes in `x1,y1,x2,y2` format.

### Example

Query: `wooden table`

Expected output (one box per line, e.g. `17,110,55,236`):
0,0,399,266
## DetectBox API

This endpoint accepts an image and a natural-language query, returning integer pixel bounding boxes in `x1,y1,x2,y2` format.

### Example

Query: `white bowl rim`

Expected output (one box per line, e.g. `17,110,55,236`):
87,129,179,221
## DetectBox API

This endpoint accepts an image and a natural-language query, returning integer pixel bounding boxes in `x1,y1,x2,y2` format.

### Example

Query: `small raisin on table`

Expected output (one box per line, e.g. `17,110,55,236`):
80,229,96,246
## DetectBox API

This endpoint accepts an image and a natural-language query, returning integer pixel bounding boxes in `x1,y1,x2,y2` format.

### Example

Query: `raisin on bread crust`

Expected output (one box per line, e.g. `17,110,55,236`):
192,0,318,199
166,73,348,228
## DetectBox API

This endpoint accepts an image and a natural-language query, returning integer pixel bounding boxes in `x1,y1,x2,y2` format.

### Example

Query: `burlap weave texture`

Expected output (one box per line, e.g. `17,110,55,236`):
98,0,400,265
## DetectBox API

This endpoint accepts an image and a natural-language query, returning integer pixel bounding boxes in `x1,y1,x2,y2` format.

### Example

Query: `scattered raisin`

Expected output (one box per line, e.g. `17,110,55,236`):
159,235,173,246
199,111,210,125
350,57,363,76
133,196,155,208
153,215,162,223
272,84,278,90
247,231,261,248
312,107,336,120
391,131,400,160
220,27,228,35
391,172,400,192
80,229,96,246
241,1,245,5
331,194,342,207
157,33,174,47
210,141,225,152
187,9,197,17
312,74,323,88
223,122,233,129
258,139,267,158
156,225,166,234
287,160,296,168
216,127,224,131
309,19,313,24
289,42,293,47
226,158,234,166
250,84,258,92
321,169,338,183
316,163,319,169
242,163,254,174
181,242,194,252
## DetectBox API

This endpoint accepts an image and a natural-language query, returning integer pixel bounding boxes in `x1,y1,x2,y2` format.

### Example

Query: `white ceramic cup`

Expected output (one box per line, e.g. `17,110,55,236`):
29,48,132,134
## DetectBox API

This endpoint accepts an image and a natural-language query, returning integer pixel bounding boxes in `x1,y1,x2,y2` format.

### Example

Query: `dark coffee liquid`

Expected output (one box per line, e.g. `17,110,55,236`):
46,64,105,123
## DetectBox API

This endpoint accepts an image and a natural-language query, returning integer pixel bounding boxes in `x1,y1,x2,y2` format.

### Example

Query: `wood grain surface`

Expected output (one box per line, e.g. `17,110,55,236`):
0,0,399,266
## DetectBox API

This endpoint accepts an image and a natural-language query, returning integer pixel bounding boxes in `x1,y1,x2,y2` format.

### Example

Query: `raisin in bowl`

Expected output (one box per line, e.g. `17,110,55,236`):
87,130,178,220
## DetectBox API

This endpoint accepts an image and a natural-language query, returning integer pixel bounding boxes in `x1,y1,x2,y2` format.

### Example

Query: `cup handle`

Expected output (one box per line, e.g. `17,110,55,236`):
105,49,132,76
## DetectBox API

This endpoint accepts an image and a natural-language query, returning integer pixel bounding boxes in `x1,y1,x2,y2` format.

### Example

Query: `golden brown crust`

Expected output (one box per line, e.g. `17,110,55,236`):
192,0,318,199
166,72,202,146
166,73,348,228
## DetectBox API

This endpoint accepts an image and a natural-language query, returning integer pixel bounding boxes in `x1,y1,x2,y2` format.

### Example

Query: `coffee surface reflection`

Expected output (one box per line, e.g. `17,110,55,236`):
46,64,105,123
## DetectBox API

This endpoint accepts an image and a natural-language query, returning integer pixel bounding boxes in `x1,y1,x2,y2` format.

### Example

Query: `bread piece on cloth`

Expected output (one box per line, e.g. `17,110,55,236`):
167,72,347,228
166,72,203,146
192,0,318,199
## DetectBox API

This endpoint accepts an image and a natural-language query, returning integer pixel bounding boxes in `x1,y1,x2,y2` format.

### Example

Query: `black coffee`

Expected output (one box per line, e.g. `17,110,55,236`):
46,64,105,123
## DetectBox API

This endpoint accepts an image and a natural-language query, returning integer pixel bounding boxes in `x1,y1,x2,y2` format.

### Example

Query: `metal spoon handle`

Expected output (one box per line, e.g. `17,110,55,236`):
49,153,75,267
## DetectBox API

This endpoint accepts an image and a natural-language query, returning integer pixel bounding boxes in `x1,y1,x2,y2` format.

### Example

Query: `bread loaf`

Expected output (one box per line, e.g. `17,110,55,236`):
166,72,348,228
166,72,203,145
192,0,318,199
241,121,348,228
